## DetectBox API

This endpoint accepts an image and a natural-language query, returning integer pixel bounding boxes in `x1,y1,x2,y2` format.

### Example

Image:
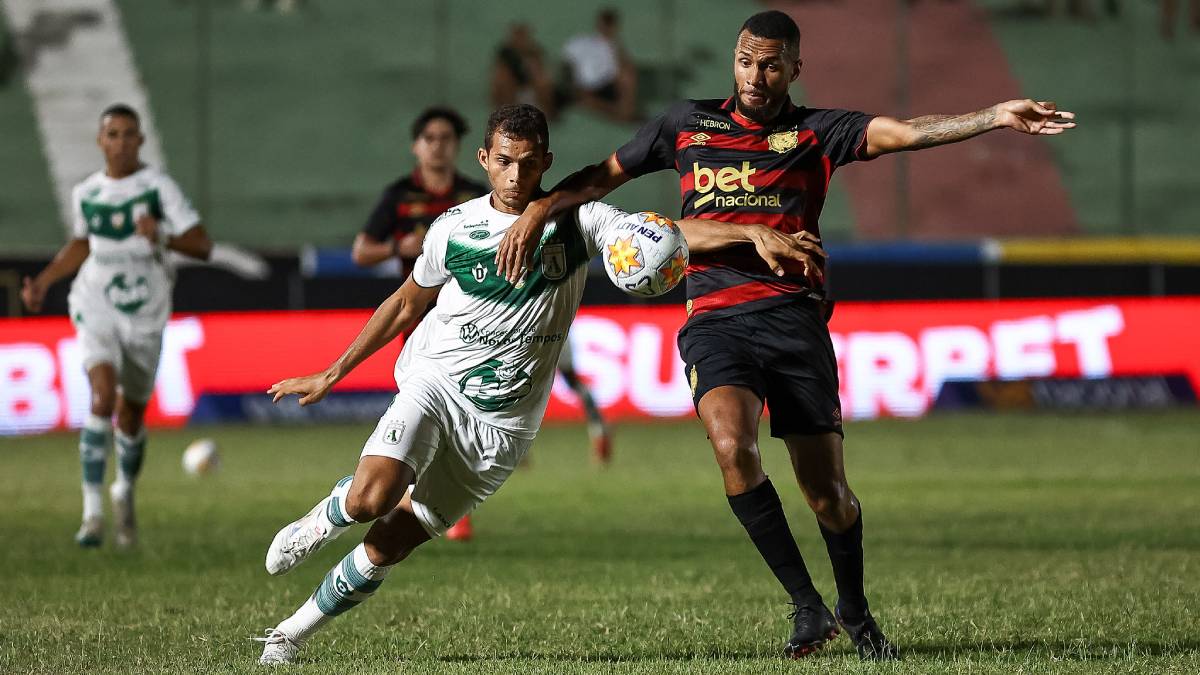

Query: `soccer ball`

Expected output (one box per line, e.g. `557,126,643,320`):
182,438,220,476
601,211,688,297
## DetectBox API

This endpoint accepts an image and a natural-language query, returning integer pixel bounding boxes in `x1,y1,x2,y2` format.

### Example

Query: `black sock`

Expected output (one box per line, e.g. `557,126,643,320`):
818,507,868,618
727,479,822,607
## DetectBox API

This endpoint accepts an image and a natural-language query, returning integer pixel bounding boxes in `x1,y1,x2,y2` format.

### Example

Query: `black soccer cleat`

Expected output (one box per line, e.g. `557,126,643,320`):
835,606,900,661
783,603,840,658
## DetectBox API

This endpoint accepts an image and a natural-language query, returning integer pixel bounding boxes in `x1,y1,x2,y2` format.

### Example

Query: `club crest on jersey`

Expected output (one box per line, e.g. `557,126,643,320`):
768,130,799,154
472,262,488,283
541,242,567,281
104,273,150,315
382,421,406,445
458,359,532,412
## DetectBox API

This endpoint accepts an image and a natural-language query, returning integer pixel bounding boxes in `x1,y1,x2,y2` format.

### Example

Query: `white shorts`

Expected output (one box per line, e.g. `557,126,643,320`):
360,372,532,538
69,301,163,404
556,336,575,372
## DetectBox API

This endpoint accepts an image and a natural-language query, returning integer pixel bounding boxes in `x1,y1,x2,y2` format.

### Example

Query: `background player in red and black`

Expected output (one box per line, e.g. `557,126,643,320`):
352,107,488,272
496,10,1073,661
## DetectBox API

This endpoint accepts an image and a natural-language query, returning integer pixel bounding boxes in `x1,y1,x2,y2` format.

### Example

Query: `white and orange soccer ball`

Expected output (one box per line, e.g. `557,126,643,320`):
182,438,220,476
601,211,688,297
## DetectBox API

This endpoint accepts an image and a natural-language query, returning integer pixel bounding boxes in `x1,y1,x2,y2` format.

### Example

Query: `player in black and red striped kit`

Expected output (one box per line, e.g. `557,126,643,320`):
352,107,488,272
495,11,1075,660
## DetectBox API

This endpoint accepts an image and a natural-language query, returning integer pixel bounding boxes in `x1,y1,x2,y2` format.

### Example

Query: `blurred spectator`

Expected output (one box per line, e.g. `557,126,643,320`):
1162,0,1200,37
0,19,16,87
352,107,486,271
242,0,308,13
491,24,558,119
560,8,638,123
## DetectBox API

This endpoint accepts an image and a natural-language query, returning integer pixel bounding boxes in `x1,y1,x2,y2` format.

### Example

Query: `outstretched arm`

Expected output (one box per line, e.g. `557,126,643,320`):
21,238,90,313
678,219,827,285
167,224,213,261
864,99,1076,158
351,232,396,267
268,277,440,406
495,154,630,282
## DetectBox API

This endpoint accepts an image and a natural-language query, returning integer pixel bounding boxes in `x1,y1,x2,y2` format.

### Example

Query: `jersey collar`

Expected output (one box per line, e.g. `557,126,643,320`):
722,96,796,131
411,167,457,198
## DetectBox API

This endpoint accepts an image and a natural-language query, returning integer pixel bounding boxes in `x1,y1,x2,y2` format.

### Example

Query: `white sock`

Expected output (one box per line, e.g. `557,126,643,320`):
79,414,111,520
320,475,357,531
82,484,104,521
277,543,392,643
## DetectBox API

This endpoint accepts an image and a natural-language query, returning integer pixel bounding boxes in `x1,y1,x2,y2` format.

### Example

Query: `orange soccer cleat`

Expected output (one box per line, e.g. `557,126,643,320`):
591,429,612,465
445,515,473,542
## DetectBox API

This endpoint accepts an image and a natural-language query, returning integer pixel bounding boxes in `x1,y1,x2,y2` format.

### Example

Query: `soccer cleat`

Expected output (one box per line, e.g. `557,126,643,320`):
445,515,473,542
835,606,900,661
254,628,300,665
590,427,612,464
265,496,340,575
783,603,840,658
110,482,137,549
74,516,104,548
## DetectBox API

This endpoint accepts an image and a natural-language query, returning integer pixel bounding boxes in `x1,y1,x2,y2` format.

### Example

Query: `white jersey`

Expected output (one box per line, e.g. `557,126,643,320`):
68,166,200,327
401,194,627,439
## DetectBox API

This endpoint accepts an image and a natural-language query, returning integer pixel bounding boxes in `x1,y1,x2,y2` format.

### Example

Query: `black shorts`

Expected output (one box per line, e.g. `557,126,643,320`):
678,299,843,438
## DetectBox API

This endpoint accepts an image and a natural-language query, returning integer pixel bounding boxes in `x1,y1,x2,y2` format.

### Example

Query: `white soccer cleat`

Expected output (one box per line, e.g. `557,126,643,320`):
254,628,300,665
110,482,137,549
74,516,104,548
265,496,337,576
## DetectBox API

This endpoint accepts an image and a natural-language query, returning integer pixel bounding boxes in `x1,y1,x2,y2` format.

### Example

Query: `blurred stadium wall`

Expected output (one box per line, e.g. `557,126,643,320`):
1,1,1197,433
3,0,1199,249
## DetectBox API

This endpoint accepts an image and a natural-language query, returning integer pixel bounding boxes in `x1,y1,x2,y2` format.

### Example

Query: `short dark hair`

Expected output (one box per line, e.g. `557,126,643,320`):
598,8,619,27
100,103,140,126
738,10,801,56
411,106,468,141
483,104,550,151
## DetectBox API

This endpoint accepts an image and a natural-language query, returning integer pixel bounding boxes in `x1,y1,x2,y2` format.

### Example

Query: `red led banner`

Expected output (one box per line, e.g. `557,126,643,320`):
2,298,1197,434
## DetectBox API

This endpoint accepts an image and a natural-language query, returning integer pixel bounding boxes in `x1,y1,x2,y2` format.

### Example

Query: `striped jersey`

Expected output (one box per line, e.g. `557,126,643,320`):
362,169,487,269
614,97,874,323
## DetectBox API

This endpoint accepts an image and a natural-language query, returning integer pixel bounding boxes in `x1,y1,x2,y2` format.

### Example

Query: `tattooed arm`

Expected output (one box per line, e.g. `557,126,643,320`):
863,99,1076,158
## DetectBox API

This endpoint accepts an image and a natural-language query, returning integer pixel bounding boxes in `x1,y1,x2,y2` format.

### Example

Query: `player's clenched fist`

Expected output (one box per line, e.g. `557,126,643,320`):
135,213,160,243
21,276,47,313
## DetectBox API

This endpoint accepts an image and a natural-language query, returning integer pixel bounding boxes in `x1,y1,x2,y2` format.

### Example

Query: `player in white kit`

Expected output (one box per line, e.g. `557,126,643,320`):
22,104,213,549
254,104,822,664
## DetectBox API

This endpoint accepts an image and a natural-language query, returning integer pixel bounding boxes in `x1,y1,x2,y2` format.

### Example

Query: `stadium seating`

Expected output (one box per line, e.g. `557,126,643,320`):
2,0,1198,251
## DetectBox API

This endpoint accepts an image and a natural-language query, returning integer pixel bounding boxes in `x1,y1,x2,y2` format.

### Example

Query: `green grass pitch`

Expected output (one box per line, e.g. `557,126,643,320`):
1,411,1197,673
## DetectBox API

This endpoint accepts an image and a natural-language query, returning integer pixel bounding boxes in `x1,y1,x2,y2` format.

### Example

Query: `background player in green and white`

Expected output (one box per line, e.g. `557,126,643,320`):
254,104,819,664
21,104,213,548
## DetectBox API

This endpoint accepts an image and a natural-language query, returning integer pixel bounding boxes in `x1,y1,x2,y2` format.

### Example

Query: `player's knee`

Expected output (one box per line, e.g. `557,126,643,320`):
345,484,400,522
803,481,855,525
710,434,759,476
90,388,116,418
